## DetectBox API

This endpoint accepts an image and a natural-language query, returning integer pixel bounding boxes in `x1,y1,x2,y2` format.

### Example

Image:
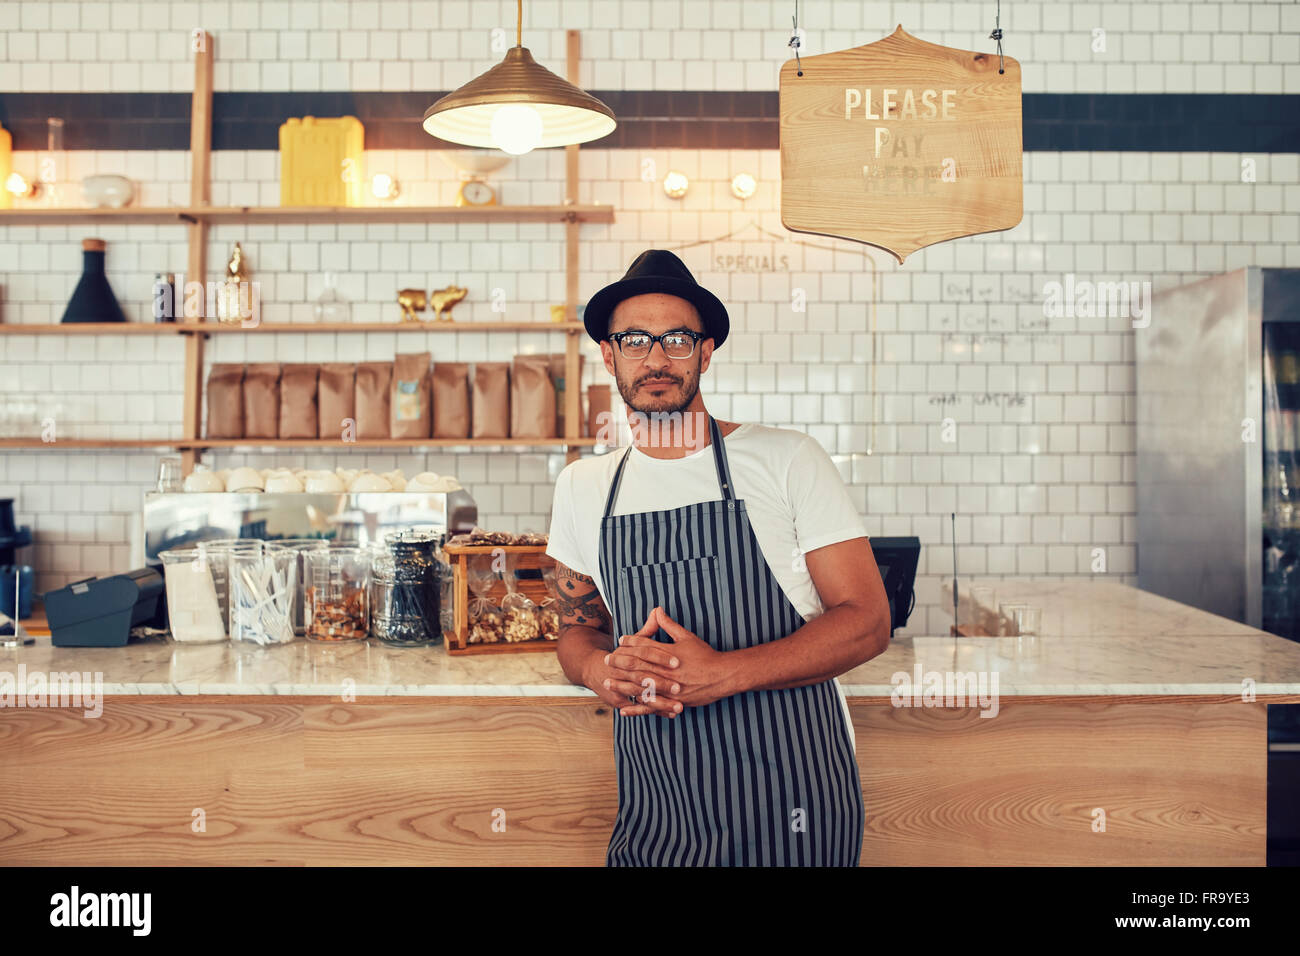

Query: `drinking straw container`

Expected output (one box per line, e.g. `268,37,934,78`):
228,545,296,645
374,531,440,647
197,538,264,638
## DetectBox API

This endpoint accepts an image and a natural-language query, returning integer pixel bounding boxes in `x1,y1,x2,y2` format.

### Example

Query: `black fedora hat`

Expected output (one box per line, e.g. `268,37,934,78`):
583,249,729,349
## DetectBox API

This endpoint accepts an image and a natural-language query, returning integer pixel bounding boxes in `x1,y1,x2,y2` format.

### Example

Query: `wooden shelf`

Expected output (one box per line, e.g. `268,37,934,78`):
177,438,597,450
0,438,181,449
444,544,558,555
0,30,601,472
0,321,586,335
181,321,586,334
1,437,597,451
0,322,180,334
196,204,614,224
0,207,201,225
0,204,614,226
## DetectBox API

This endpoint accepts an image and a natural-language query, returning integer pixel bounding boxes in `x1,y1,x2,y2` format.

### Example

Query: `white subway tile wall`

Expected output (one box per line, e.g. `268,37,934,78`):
2,0,1298,93
1,1,1299,636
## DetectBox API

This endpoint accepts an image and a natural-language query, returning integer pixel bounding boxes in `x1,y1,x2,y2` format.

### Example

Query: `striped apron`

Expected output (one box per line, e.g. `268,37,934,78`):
598,416,865,866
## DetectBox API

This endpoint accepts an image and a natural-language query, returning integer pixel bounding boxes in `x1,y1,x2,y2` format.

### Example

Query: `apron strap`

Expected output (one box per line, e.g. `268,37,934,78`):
602,415,736,518
708,416,736,500
602,447,634,518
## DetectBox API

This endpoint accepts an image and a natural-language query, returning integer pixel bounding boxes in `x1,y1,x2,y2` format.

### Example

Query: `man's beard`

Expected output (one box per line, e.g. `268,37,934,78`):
615,362,701,415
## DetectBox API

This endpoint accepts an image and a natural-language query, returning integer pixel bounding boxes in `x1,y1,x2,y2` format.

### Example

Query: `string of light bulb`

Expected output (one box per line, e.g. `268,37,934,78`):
660,172,761,201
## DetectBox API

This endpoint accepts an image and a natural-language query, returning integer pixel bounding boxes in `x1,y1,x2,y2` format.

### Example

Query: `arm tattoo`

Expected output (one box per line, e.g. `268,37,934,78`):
554,563,612,634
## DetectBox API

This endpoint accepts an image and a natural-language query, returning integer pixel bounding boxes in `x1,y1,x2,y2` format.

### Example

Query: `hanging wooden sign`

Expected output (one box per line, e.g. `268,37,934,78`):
780,26,1022,263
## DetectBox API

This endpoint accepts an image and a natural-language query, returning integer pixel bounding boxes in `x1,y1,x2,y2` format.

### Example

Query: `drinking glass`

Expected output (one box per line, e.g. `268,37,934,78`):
40,117,64,206
1013,605,1042,636
998,602,1029,636
970,585,997,635
156,456,183,492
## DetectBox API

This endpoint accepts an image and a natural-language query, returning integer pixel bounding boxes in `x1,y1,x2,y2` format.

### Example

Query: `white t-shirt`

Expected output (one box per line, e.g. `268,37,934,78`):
546,422,867,746
546,422,868,619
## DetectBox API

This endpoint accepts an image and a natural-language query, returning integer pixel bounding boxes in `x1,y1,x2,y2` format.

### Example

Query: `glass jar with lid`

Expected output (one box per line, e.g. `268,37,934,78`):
373,530,442,647
369,543,396,642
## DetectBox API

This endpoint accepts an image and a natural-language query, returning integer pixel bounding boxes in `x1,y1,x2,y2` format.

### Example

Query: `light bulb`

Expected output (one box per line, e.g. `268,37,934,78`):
6,172,32,197
371,172,399,200
662,171,689,199
731,172,757,200
491,104,543,155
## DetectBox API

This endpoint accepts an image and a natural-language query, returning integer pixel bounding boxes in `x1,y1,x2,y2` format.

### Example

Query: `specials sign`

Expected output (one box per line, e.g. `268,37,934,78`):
780,26,1023,263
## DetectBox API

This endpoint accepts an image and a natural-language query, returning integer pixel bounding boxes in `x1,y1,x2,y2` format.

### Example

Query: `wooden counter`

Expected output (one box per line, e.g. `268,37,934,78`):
2,579,1298,866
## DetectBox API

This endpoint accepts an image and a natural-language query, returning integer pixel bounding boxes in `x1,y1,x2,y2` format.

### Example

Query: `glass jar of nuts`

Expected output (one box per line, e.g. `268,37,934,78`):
305,546,370,642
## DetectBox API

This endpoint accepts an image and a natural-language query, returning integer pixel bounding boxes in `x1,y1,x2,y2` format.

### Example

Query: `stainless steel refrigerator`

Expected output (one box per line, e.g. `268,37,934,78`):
1137,267,1300,636
1137,266,1300,865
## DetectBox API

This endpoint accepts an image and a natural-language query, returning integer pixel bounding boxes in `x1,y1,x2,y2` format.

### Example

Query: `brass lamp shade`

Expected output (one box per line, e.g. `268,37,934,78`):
422,46,616,149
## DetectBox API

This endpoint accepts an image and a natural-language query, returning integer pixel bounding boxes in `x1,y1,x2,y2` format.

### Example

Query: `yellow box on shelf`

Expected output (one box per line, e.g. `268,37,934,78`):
278,115,364,207
0,123,12,210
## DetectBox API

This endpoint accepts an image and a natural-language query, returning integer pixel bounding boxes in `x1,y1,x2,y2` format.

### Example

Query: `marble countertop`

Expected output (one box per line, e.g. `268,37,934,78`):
5,580,1300,698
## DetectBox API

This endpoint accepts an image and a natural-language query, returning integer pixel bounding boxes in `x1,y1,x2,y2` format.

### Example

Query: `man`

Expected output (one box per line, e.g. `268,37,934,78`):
546,249,891,867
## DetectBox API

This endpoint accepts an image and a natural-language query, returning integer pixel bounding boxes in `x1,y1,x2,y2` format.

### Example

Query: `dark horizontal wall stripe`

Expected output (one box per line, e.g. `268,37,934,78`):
1,91,1296,153
1024,94,1300,152
0,93,191,149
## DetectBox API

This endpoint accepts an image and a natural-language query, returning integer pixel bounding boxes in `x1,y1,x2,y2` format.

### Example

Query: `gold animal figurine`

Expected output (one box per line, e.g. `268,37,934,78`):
397,288,426,322
226,243,245,281
428,285,467,322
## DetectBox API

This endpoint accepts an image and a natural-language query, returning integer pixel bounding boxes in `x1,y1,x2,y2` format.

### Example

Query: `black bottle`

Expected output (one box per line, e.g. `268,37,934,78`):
60,238,127,323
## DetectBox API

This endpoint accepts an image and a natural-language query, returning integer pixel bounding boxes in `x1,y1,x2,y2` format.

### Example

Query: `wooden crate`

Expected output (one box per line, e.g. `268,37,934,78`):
442,543,558,655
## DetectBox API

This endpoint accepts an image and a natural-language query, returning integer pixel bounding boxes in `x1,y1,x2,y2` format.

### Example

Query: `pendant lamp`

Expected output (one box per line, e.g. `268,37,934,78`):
422,0,616,155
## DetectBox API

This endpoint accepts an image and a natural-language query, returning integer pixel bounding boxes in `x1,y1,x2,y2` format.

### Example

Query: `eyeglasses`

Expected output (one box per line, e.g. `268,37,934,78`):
608,329,705,360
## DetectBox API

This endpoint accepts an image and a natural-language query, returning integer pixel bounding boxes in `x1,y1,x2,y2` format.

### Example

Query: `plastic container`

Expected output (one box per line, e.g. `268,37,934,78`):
159,548,226,644
228,545,297,645
272,538,330,635
305,547,370,642
197,538,263,637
